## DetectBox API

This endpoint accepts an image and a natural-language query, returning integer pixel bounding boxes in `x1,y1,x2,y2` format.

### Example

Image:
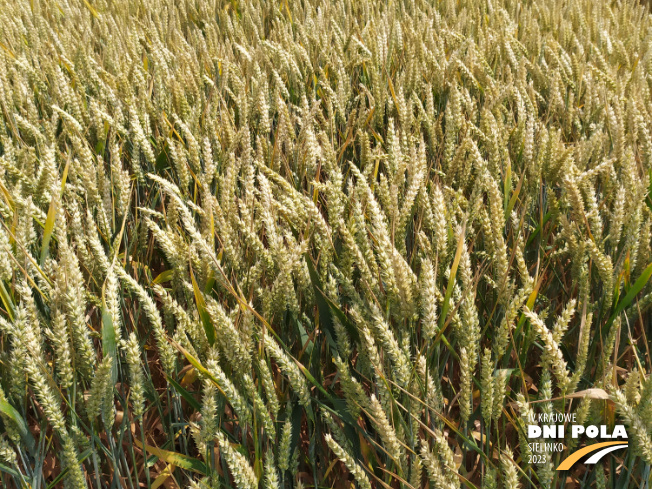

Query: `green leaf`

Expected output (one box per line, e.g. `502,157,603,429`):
166,375,201,411
101,306,118,384
39,198,57,266
190,266,214,345
204,268,216,295
95,139,105,156
40,155,70,266
613,261,652,318
591,261,652,357
437,224,465,335
505,170,525,221
526,210,552,247
0,462,20,477
0,400,36,455
151,269,174,285
155,149,170,172
503,162,512,217
304,253,359,344
305,254,336,339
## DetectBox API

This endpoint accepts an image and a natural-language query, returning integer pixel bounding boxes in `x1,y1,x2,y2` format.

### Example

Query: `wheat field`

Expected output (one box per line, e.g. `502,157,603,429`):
0,0,652,487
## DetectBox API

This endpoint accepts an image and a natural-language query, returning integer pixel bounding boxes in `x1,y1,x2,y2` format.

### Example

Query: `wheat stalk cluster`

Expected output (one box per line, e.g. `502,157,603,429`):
0,0,652,487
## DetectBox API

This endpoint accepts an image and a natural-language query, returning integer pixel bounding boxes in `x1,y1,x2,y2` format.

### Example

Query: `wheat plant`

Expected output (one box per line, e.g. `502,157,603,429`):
0,0,652,487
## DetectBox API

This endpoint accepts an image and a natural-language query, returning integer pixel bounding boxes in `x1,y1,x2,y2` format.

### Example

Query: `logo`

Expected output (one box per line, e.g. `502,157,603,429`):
525,411,628,470
556,441,628,470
